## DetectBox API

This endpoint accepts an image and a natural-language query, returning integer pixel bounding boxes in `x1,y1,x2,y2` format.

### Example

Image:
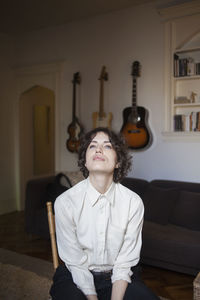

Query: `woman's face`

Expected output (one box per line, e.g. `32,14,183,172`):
85,131,118,176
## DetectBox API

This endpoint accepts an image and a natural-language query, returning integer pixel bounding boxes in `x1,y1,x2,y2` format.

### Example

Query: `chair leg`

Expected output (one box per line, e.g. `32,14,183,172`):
46,202,59,269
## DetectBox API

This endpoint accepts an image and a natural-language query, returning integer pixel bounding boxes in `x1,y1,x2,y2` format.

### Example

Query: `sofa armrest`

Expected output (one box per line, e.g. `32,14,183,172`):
121,177,149,198
25,176,54,235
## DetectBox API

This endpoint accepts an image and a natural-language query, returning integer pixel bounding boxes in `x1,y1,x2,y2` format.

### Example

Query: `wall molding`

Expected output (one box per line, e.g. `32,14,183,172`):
14,61,64,210
14,61,64,77
158,0,200,22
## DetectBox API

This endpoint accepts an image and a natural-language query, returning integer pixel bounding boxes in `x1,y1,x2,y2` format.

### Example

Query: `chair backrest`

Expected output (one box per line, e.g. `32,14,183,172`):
46,201,59,269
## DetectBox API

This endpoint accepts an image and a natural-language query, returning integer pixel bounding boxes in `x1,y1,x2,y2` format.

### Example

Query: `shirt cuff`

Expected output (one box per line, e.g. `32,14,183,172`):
80,287,97,296
111,267,133,284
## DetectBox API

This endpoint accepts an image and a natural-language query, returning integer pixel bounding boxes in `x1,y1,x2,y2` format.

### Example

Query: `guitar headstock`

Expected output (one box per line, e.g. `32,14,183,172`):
99,66,108,81
131,61,140,78
72,72,81,84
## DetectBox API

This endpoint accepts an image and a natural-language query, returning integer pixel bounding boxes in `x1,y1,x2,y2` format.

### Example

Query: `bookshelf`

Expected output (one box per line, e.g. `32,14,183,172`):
160,1,200,140
173,49,200,132
173,48,200,133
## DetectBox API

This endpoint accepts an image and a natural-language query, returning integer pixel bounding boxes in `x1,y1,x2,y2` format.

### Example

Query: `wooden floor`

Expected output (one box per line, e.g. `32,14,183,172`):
0,211,195,300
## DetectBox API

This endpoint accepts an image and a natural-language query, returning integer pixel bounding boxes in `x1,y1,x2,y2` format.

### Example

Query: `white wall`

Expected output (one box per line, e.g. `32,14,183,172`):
13,3,165,171
1,1,200,214
12,1,200,182
0,34,17,213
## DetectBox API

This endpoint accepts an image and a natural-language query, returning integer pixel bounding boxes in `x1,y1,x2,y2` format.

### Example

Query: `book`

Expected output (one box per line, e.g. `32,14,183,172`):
174,54,179,77
187,58,195,76
196,112,200,131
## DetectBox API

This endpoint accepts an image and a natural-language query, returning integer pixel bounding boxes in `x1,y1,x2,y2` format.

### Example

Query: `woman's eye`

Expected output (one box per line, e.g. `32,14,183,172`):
89,144,95,149
104,144,112,149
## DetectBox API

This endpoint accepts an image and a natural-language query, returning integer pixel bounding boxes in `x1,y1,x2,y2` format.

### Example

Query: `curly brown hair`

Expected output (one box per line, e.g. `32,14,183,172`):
78,127,132,183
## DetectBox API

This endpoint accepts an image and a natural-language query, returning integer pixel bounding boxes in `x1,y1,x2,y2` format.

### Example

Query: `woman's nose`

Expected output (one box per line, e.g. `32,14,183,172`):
95,145,102,153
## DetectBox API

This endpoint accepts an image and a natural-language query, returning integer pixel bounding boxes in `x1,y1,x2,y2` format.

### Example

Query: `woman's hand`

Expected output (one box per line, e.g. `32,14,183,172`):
86,295,98,300
111,280,128,300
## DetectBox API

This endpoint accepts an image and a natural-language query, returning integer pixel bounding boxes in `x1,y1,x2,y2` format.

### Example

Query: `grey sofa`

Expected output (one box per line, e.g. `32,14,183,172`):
25,176,200,276
121,177,200,276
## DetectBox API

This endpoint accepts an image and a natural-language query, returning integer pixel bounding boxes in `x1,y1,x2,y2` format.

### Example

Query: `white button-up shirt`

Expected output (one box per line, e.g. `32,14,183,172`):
55,178,144,296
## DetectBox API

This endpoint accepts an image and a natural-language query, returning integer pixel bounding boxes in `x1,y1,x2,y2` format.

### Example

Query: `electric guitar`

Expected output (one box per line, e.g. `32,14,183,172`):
66,72,84,152
120,61,151,150
92,66,112,129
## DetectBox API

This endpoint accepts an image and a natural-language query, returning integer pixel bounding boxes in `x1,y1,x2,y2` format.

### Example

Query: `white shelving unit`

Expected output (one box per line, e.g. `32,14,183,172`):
160,0,200,141
173,48,200,133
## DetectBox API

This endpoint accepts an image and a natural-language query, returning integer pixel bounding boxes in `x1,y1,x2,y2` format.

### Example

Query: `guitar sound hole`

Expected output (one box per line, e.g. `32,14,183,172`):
128,129,140,134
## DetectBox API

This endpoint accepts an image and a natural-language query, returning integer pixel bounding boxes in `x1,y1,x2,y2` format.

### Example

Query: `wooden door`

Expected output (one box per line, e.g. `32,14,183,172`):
19,85,55,208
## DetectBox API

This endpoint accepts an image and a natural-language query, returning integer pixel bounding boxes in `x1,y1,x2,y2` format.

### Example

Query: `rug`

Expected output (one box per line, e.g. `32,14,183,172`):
0,248,53,279
0,248,170,300
0,262,51,300
0,262,169,300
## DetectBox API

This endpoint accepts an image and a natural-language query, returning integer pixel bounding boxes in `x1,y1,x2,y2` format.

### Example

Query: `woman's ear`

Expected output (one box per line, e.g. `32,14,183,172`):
115,162,119,169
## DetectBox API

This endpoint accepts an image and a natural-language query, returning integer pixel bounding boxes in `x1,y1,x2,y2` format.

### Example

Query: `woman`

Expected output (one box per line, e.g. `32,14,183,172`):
50,127,159,300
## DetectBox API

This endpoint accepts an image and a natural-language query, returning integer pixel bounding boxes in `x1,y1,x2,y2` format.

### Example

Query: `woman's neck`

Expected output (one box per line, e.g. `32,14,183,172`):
89,173,113,194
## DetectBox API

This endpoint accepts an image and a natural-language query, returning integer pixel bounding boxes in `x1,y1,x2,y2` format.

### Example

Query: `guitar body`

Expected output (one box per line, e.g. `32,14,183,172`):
92,111,113,129
67,118,83,153
121,106,151,150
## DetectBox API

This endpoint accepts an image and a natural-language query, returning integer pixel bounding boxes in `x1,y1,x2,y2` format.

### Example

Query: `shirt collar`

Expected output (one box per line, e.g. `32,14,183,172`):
86,177,115,207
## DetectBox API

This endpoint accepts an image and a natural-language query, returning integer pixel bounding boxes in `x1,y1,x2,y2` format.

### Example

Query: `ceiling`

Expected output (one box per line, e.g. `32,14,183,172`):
0,0,155,35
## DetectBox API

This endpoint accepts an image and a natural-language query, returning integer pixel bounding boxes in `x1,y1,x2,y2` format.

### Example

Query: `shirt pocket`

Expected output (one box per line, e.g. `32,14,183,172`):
106,223,125,261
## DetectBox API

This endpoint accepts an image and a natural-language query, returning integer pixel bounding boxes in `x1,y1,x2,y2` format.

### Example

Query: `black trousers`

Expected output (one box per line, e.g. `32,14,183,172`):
50,264,160,300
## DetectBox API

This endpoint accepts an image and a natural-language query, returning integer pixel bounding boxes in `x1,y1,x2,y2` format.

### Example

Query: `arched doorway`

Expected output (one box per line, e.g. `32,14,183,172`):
19,85,55,209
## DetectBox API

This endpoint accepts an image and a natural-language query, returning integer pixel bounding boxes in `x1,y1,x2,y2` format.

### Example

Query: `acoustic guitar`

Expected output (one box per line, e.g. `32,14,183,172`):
120,61,151,150
66,72,84,153
92,66,112,129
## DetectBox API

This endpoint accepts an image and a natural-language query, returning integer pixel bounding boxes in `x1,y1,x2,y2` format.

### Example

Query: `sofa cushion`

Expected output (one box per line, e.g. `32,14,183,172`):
142,221,200,273
169,190,200,231
143,185,179,225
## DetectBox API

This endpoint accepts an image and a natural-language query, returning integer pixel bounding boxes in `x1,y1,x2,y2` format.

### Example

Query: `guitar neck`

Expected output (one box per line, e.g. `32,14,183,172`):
72,82,76,121
132,77,137,113
99,79,104,118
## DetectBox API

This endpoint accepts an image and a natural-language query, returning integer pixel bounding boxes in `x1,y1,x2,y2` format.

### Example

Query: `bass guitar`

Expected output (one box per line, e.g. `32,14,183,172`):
92,66,112,129
120,61,151,150
66,72,84,152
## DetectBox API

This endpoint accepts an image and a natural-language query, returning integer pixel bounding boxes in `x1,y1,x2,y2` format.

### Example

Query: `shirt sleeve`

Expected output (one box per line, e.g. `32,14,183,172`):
111,193,144,284
54,194,97,296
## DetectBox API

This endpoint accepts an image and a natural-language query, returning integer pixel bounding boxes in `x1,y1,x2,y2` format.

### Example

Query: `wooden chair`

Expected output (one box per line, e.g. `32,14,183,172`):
46,202,59,269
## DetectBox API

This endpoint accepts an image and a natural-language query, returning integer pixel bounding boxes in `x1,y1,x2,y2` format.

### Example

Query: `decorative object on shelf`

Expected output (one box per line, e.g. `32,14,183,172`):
92,66,112,129
120,61,152,150
190,91,197,103
174,97,190,104
66,72,84,153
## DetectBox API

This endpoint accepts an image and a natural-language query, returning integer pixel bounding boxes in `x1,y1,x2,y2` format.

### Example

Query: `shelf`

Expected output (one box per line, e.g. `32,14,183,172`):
174,75,200,81
162,131,200,142
174,103,200,108
175,47,200,54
